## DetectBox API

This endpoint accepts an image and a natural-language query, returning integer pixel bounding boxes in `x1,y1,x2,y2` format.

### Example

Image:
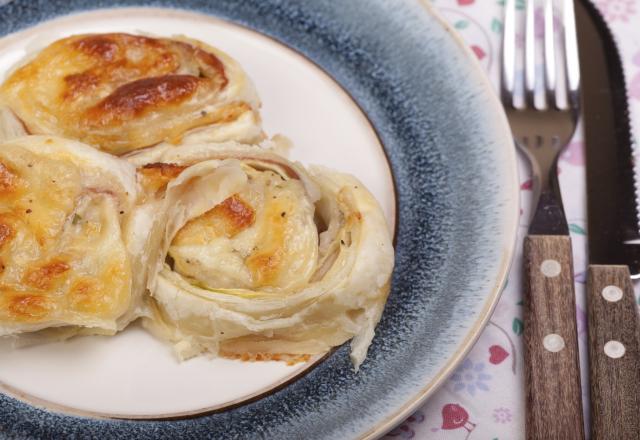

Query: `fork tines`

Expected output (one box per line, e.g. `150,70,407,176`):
501,0,580,111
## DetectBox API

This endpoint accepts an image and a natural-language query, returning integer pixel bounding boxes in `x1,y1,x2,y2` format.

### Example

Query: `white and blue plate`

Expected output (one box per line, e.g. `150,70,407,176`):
0,1,518,438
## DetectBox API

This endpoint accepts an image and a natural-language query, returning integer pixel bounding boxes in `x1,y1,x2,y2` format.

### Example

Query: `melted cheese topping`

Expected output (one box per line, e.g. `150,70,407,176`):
169,168,319,291
0,143,131,331
0,33,260,154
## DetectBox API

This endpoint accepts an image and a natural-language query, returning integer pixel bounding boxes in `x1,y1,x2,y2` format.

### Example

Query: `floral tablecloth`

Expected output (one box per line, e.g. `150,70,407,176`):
385,0,640,439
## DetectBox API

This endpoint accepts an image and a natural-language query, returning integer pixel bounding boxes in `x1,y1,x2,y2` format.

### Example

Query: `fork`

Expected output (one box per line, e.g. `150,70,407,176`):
500,0,584,438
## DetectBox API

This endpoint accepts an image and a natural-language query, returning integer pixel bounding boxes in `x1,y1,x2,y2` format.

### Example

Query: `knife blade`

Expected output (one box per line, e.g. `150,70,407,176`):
576,1,640,438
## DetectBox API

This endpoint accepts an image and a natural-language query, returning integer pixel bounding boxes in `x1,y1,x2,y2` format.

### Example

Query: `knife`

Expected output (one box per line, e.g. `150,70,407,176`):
576,1,640,439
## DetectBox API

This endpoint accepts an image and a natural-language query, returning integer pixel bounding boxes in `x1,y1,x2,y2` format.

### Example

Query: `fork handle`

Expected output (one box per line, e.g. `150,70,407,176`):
523,235,585,440
587,265,640,440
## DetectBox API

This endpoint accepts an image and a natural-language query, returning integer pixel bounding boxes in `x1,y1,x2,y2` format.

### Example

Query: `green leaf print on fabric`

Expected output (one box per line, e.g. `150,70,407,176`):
491,17,503,34
569,223,586,235
497,0,524,9
512,318,524,336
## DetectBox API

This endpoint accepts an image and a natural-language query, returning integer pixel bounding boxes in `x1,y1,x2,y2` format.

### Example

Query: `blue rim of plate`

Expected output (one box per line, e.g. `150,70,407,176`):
0,1,518,439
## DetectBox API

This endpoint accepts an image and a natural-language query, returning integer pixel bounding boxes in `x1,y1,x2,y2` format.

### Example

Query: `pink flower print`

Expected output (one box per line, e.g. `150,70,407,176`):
630,72,640,101
534,6,562,38
560,141,585,165
515,31,524,50
450,359,492,395
520,179,533,190
493,407,513,424
630,51,640,101
595,0,636,22
535,7,544,38
471,45,486,61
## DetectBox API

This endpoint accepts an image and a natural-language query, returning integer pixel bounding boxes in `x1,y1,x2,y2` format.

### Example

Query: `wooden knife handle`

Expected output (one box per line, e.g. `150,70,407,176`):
587,265,640,440
523,235,585,440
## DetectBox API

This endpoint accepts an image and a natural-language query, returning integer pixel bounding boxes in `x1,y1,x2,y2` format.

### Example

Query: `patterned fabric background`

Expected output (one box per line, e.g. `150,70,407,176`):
385,0,640,439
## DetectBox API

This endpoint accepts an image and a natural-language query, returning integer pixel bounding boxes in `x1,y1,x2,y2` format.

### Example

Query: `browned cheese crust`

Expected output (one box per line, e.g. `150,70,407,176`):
0,33,256,154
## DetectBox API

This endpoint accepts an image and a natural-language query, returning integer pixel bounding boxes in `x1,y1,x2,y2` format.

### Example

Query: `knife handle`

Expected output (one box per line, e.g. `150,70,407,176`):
587,265,640,440
523,235,585,440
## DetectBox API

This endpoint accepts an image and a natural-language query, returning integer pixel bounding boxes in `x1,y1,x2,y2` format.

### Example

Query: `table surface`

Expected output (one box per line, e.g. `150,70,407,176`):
384,0,640,439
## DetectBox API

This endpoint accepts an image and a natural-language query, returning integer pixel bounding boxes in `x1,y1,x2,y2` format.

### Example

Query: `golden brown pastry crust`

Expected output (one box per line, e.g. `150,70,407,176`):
127,142,395,369
0,33,261,154
0,136,137,335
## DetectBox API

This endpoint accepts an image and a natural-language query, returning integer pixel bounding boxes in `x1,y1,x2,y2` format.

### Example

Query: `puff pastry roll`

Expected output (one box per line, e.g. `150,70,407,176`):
0,33,262,154
0,136,143,336
128,142,394,368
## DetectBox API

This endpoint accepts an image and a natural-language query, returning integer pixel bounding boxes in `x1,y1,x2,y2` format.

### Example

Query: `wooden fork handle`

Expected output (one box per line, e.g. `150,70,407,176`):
587,265,640,440
523,235,585,440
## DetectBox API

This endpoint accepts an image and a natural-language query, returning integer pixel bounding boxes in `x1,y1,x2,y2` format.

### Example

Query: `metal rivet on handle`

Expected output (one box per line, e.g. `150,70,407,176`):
540,259,561,277
602,285,623,302
543,334,565,352
604,340,625,359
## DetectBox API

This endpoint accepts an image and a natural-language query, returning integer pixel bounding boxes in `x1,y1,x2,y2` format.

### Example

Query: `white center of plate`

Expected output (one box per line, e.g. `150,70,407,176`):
0,8,396,418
